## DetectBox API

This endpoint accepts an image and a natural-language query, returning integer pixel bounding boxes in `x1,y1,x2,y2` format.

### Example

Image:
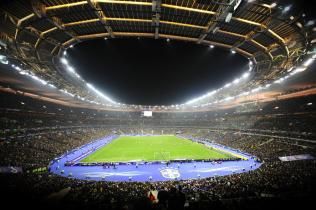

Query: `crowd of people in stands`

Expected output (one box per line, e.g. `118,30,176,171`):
0,91,315,210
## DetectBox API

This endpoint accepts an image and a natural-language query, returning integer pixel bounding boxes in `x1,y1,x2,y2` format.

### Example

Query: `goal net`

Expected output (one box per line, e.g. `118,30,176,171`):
154,151,170,161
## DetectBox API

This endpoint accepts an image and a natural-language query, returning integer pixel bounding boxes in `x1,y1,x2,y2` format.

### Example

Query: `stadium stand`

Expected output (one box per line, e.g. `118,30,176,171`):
0,91,315,210
0,0,315,209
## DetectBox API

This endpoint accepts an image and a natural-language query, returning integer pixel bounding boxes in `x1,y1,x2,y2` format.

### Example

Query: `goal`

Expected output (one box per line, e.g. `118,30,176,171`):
154,151,170,161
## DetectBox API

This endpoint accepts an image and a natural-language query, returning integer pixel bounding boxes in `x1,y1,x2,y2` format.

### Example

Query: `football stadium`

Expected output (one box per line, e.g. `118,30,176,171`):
0,0,315,210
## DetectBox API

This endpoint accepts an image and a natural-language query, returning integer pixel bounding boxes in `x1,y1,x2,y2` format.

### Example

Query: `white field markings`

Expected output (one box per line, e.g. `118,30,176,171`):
205,143,248,160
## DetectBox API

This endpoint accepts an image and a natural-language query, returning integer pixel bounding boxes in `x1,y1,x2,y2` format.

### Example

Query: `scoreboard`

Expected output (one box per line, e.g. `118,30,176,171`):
142,111,152,117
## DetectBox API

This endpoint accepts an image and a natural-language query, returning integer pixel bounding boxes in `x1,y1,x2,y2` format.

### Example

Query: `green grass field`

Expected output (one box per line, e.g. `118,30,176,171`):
81,135,234,163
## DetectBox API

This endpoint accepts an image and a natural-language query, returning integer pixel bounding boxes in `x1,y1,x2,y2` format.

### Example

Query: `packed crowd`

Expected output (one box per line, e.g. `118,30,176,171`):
0,91,315,210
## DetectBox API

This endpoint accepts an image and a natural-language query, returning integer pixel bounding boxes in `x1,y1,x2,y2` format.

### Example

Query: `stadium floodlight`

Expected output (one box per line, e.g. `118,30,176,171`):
296,22,303,28
86,83,115,103
306,20,315,27
303,58,314,67
265,84,271,88
182,53,316,109
242,72,250,78
287,67,294,72
293,67,306,73
186,98,199,105
48,84,56,88
251,86,262,93
225,13,233,23
224,96,234,101
274,79,280,84
224,83,232,88
19,70,29,76
0,55,8,64
14,65,21,71
60,54,116,106
207,90,217,96
282,5,291,13
31,75,47,85
243,91,250,96
233,78,240,84
67,66,75,73
60,58,68,65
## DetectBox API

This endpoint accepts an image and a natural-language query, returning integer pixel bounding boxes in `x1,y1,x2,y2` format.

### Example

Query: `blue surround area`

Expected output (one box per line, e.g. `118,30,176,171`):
49,135,262,182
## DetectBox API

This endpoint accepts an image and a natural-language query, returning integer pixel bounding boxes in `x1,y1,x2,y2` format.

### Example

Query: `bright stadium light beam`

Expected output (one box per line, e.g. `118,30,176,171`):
67,66,75,73
60,58,68,65
303,58,314,67
233,78,240,84
0,55,9,64
242,72,250,78
183,53,315,109
224,83,232,88
86,83,116,104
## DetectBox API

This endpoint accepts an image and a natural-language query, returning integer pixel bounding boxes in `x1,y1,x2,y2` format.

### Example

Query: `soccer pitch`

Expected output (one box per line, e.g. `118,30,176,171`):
81,135,234,163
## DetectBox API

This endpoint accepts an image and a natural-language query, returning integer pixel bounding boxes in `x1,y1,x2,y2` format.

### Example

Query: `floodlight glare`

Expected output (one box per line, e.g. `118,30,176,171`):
224,83,232,88
0,55,8,64
233,78,240,84
60,58,68,65
242,72,250,78
282,5,291,13
67,66,75,73
303,58,314,67
86,83,115,103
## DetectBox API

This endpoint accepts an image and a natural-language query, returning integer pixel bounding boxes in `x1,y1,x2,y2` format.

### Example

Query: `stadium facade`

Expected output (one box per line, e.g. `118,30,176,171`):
0,1,316,210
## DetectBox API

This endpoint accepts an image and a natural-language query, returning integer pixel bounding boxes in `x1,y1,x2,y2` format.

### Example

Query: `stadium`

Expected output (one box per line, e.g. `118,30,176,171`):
0,0,315,210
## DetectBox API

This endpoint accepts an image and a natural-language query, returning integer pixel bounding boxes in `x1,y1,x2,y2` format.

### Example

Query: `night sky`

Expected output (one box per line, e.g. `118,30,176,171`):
67,39,248,105
64,0,315,106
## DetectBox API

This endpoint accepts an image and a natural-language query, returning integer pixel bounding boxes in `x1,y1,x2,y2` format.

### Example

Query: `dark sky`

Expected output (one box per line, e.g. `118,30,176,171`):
68,39,248,105
64,0,315,106
0,0,313,107
67,39,249,105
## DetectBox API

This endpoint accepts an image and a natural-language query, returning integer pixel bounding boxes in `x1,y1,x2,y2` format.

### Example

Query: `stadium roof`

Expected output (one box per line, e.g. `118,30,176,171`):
0,0,315,111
